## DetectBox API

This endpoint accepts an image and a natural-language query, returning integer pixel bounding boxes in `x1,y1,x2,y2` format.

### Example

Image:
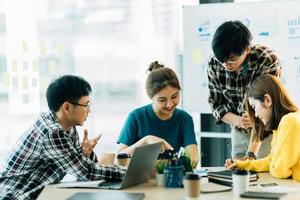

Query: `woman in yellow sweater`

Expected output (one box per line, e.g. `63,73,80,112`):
225,74,300,182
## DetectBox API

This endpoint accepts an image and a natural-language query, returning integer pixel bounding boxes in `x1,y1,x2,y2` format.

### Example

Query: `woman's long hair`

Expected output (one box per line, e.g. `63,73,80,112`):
245,74,298,141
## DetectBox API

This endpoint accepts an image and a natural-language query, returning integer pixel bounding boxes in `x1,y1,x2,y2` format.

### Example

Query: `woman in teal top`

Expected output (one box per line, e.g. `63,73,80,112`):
117,61,199,168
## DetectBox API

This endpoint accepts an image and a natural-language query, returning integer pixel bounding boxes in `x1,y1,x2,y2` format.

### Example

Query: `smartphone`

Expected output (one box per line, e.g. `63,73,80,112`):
240,191,286,199
259,182,279,188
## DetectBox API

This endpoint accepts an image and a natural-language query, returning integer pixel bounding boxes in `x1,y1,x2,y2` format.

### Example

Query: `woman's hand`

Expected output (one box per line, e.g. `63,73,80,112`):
224,158,237,169
143,135,173,153
117,135,174,156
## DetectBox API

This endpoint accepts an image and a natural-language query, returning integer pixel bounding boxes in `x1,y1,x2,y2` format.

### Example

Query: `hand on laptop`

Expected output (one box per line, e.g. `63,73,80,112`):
143,135,173,153
82,129,102,157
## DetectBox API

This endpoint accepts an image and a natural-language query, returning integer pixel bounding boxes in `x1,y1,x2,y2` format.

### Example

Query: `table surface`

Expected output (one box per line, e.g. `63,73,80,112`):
38,168,300,200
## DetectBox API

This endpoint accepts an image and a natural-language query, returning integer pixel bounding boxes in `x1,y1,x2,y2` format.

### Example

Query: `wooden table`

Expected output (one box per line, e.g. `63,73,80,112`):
38,169,300,200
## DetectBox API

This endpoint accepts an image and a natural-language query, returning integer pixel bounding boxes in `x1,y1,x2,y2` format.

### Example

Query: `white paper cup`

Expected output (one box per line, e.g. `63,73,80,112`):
232,169,249,197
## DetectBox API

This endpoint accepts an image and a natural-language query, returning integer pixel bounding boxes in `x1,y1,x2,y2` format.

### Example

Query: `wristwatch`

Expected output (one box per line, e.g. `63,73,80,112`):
246,151,257,159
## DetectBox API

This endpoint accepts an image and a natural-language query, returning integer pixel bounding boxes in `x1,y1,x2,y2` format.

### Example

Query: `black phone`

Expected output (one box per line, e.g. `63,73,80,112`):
240,191,286,199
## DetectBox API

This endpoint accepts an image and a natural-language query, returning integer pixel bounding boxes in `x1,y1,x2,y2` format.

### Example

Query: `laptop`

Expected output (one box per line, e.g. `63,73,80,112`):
98,142,161,189
57,142,162,190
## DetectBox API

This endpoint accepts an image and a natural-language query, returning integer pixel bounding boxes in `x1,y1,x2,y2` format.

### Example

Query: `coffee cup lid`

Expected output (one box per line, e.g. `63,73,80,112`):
184,173,200,180
232,169,249,175
117,153,131,159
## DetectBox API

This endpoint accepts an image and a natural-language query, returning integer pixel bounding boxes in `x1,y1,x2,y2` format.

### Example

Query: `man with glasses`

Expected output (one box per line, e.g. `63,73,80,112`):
0,75,126,199
207,20,281,160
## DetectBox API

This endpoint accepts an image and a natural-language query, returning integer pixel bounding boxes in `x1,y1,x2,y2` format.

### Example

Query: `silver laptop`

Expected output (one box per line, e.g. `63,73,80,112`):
97,142,162,190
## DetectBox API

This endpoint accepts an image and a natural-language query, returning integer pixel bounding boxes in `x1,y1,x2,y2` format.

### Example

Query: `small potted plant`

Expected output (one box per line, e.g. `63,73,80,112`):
155,160,167,186
182,150,193,173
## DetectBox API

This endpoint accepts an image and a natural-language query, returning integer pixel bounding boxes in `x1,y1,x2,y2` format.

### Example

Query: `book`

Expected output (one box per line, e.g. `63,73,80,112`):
207,169,258,186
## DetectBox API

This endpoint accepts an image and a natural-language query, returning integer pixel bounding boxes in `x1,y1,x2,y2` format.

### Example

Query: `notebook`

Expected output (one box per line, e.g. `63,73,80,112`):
207,169,258,186
57,142,162,190
66,191,145,200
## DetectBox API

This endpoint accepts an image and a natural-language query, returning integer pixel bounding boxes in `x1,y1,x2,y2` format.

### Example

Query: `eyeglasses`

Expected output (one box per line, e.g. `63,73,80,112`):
69,101,91,109
214,57,239,66
224,58,239,65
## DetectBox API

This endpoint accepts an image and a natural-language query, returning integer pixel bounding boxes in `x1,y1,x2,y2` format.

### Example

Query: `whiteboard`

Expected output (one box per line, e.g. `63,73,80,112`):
182,0,300,113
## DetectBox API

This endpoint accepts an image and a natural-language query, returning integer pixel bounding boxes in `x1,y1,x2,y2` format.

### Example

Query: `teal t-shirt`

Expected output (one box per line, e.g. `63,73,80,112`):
117,104,197,153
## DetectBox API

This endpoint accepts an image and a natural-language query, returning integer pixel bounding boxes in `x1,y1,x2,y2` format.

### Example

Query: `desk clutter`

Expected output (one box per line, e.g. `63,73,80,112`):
40,168,300,200
154,147,202,198
155,148,194,188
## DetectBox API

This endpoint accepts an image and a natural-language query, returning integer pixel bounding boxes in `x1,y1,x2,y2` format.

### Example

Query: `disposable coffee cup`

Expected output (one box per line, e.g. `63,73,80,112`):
98,153,115,165
232,169,249,197
183,173,200,200
116,153,131,167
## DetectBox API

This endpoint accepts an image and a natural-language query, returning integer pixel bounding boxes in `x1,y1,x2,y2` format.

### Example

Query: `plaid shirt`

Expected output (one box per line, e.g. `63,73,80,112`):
0,111,126,200
207,44,281,125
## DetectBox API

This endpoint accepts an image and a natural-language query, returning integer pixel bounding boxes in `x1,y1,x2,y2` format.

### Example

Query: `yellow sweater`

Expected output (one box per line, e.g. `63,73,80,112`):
237,112,300,182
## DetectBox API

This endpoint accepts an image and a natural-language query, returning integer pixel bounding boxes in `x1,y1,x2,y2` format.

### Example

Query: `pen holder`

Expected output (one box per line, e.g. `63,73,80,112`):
164,165,184,188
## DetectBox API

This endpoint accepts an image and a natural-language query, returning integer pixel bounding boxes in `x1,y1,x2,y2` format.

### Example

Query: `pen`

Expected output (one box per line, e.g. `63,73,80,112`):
229,142,235,166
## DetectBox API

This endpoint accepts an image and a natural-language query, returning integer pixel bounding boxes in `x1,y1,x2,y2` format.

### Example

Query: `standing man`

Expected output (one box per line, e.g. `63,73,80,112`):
0,75,126,199
207,20,281,159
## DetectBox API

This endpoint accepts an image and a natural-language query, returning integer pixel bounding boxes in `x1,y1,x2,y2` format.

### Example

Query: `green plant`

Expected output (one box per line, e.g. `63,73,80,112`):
181,150,193,173
156,161,167,174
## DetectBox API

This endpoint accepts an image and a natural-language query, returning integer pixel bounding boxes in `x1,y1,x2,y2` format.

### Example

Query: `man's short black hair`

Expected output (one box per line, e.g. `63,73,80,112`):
212,20,252,63
46,75,92,112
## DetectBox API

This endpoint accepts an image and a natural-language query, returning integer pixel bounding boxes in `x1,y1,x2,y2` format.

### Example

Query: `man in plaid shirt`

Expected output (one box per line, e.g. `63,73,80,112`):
0,75,126,199
207,21,281,160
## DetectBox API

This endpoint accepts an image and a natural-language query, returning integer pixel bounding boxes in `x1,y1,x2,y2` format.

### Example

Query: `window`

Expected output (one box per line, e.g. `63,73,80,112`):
0,0,198,162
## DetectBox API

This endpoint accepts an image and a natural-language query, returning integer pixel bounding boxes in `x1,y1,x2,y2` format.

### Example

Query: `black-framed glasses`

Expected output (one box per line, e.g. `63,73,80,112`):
69,101,91,109
214,56,239,67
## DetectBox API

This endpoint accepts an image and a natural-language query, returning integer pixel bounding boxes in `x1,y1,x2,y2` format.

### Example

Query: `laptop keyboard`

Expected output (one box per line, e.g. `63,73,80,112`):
100,181,120,186
98,180,122,189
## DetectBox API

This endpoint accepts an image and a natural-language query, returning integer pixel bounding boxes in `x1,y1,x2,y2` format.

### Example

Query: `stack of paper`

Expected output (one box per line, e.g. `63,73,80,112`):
207,169,258,186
